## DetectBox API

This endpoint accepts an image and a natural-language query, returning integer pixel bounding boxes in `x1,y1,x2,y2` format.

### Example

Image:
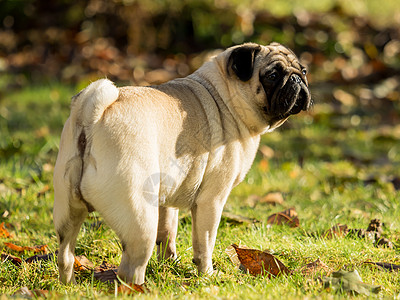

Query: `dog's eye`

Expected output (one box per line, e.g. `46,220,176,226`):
267,72,278,81
302,69,307,75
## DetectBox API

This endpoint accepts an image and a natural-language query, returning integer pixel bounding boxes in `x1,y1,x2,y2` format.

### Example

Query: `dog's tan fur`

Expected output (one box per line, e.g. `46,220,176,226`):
53,42,310,284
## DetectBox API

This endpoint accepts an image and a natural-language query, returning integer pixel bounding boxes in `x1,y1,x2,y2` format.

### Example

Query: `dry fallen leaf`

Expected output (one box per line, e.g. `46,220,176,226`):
74,255,95,271
374,236,394,249
94,261,118,283
324,219,394,248
363,261,400,272
266,208,300,228
25,253,55,264
0,222,12,238
299,258,333,276
323,224,349,239
222,212,259,225
1,252,22,266
117,283,146,294
259,192,285,206
323,269,381,296
366,219,384,234
225,244,250,270
246,192,284,207
231,244,291,277
4,242,48,253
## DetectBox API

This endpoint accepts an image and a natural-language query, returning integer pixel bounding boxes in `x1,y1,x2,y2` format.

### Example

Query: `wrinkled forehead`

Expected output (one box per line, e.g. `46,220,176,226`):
259,43,304,71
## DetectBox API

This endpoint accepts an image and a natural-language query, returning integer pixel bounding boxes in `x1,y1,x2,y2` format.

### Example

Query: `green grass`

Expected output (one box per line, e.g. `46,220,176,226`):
0,83,399,298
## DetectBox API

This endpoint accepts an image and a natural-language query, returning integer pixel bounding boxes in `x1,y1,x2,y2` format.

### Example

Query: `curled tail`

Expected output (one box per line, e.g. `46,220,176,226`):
60,79,119,210
70,79,119,127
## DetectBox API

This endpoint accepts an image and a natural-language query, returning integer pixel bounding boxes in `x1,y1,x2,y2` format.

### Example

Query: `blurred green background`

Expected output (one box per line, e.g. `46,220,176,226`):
1,0,399,86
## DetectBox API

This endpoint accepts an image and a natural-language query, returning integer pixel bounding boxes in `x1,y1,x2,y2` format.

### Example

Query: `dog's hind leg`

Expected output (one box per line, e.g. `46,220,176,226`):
156,206,179,261
53,178,88,284
113,201,158,285
53,118,89,284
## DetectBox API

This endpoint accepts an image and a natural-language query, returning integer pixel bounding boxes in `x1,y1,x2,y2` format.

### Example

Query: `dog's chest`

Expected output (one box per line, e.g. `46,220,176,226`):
159,137,259,208
157,152,207,208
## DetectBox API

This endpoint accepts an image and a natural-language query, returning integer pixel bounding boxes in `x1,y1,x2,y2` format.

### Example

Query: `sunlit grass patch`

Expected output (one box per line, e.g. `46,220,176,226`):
1,83,399,298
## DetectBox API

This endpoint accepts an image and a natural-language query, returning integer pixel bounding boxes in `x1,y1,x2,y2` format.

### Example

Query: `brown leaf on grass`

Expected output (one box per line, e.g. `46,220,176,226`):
95,260,118,272
266,208,300,228
323,224,349,238
13,286,49,298
374,236,394,249
0,222,12,238
74,255,95,271
94,261,118,283
332,219,394,248
25,253,55,264
322,219,394,249
246,192,285,208
4,242,48,253
363,261,400,271
323,269,381,296
259,192,285,206
231,244,291,277
225,244,250,270
347,228,374,240
1,252,22,266
4,242,26,252
118,283,146,294
94,269,118,283
299,258,333,276
366,219,384,234
363,219,393,248
222,212,259,225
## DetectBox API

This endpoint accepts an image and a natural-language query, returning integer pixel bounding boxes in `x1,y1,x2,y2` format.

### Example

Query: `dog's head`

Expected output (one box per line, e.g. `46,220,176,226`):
222,42,312,133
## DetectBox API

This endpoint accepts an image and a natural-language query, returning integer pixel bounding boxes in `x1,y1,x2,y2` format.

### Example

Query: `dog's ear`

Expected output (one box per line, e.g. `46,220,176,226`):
228,44,261,82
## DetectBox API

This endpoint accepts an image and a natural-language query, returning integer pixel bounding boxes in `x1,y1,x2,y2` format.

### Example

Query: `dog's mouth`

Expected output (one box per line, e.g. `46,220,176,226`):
260,72,312,122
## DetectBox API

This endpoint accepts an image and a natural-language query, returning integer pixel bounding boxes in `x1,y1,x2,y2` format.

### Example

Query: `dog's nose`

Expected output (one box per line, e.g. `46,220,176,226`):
290,74,301,84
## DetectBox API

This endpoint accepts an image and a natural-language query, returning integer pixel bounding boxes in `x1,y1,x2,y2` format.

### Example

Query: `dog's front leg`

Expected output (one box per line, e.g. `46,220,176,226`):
156,206,179,261
191,193,228,275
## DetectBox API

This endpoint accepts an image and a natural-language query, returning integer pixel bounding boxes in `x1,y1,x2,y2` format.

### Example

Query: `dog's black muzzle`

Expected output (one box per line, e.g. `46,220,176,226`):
261,72,312,119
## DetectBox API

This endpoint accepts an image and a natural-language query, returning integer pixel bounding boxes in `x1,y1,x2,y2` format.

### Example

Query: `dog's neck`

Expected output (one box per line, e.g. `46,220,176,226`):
192,58,273,136
187,70,255,140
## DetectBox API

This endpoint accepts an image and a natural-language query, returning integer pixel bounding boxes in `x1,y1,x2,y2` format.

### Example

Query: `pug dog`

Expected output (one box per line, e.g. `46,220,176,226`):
53,42,311,285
